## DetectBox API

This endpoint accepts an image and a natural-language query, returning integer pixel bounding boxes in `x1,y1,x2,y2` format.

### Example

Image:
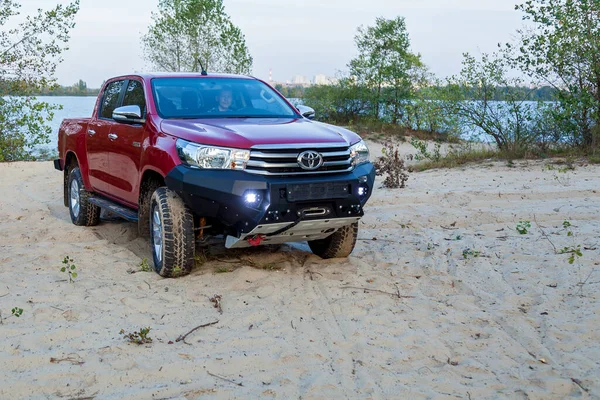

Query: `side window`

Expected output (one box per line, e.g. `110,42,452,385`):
100,80,125,119
122,80,146,116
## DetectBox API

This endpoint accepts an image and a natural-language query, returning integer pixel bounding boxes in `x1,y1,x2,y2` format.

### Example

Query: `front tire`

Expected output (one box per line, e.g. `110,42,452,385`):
68,167,100,226
150,187,195,278
308,223,358,259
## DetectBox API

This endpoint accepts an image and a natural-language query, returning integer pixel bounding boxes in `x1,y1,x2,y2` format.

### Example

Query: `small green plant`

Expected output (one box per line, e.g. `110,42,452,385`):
559,246,583,264
562,220,573,236
120,327,153,345
516,221,531,235
462,249,481,259
0,307,24,324
172,266,183,277
215,267,232,273
138,258,151,272
61,256,78,283
194,251,208,266
410,137,442,162
454,235,462,241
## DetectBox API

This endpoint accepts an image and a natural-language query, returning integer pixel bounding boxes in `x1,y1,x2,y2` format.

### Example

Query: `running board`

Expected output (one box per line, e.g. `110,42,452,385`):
88,196,139,222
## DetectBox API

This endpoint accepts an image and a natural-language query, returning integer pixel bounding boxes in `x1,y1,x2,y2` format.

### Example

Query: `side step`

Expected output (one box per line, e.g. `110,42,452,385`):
88,196,139,222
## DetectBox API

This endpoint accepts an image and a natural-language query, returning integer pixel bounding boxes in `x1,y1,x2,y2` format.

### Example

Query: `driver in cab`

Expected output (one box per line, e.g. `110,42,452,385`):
213,86,234,112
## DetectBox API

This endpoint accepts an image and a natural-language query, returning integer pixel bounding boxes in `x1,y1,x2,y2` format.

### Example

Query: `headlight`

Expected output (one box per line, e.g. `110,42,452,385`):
350,140,370,166
176,139,250,170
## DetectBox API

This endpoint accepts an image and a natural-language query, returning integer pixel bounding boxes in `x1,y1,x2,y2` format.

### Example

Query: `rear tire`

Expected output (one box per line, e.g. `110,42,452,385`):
68,167,100,226
150,187,195,278
308,223,358,259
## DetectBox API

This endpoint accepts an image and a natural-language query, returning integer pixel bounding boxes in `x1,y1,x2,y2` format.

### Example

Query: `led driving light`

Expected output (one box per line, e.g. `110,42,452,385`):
242,190,263,207
245,192,258,204
349,140,370,166
176,139,250,170
358,185,368,197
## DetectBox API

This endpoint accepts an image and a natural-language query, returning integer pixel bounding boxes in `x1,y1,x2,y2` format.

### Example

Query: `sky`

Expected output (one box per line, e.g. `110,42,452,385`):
19,0,526,88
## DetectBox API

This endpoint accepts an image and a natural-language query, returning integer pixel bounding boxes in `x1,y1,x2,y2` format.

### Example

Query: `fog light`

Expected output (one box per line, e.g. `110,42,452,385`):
359,175,368,183
245,193,258,203
243,190,263,207
358,185,368,197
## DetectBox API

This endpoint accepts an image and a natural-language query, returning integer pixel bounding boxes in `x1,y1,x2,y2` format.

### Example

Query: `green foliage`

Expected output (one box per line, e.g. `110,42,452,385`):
0,306,24,324
349,16,424,123
559,246,583,264
138,258,151,272
302,78,372,124
462,249,481,259
516,221,532,235
61,256,78,283
410,137,441,161
0,1,79,161
142,0,252,74
511,0,600,148
445,53,541,152
120,327,153,345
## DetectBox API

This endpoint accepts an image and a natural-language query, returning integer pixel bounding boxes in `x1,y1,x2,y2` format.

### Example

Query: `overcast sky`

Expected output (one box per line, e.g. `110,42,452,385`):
20,0,526,88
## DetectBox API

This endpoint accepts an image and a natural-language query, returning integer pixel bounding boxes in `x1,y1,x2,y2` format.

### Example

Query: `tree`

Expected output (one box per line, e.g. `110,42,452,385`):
0,0,80,161
511,0,600,147
143,0,252,75
446,53,538,152
348,17,424,122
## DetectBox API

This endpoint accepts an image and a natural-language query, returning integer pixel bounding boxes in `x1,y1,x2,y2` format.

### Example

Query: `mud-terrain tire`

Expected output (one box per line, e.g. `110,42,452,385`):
150,187,195,278
308,222,358,259
68,167,101,226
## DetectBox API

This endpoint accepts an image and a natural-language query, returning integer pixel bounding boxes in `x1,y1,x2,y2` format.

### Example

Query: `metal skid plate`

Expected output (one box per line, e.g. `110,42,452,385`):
225,217,361,249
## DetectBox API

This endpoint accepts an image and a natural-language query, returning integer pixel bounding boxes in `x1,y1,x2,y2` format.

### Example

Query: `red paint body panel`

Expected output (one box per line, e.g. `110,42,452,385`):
56,73,363,211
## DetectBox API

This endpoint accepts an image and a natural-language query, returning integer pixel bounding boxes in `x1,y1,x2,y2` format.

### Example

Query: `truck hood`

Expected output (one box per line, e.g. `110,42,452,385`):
160,117,361,149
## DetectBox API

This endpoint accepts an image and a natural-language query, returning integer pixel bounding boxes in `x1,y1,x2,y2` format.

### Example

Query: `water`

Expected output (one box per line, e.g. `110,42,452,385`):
36,96,98,154
34,97,547,154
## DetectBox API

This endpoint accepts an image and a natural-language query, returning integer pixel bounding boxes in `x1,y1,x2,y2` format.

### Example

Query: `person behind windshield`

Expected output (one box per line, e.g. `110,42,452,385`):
214,86,234,112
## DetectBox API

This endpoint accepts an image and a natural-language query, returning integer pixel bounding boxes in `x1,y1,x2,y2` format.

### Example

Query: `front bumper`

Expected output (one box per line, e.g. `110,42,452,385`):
165,163,376,242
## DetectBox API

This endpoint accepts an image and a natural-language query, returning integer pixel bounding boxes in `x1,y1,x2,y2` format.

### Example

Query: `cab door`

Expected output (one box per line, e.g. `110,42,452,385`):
105,79,147,206
86,80,126,193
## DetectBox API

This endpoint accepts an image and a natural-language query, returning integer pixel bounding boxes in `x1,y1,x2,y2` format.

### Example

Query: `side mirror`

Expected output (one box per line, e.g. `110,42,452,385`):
113,105,145,124
297,105,315,120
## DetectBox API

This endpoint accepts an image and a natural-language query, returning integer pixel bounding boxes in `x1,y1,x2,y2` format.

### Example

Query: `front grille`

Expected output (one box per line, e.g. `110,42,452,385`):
245,144,353,176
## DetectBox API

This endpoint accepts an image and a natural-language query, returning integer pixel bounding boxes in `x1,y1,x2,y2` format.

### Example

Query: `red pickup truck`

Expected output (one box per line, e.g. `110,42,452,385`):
55,73,375,277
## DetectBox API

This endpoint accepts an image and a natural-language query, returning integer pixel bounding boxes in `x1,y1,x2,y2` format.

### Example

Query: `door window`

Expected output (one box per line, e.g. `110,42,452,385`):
122,80,146,117
100,80,125,119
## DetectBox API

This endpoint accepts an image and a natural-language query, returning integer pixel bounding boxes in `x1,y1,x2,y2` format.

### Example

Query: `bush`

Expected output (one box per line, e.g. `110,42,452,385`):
373,141,409,188
302,79,372,124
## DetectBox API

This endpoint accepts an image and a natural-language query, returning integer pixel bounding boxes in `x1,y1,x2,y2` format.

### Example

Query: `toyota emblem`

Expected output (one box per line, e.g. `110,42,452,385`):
297,150,324,170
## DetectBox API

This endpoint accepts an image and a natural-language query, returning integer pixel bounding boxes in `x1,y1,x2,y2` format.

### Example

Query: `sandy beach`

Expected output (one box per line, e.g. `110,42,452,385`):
0,158,598,399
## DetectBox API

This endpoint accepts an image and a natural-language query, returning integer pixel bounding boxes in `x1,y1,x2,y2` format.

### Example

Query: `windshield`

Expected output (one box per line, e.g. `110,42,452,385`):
151,77,298,119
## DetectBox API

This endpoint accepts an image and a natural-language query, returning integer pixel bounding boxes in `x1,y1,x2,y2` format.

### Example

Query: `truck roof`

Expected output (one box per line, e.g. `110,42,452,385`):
112,72,256,81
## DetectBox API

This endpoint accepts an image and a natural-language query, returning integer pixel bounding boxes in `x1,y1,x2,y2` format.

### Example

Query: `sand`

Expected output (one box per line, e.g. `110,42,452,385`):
0,159,598,399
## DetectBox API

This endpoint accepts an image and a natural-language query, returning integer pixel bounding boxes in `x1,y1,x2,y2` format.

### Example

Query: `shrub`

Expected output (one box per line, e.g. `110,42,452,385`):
373,141,409,188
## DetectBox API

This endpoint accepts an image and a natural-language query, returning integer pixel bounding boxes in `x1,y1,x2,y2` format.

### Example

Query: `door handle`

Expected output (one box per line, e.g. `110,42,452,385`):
108,133,118,140
88,129,96,136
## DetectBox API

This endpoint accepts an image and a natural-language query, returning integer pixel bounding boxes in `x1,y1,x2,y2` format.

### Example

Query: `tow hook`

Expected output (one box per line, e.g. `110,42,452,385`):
247,234,266,247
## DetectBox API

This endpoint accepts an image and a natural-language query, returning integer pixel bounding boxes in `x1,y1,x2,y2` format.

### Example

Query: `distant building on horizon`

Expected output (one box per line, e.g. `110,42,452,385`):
313,74,338,85
292,75,311,85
